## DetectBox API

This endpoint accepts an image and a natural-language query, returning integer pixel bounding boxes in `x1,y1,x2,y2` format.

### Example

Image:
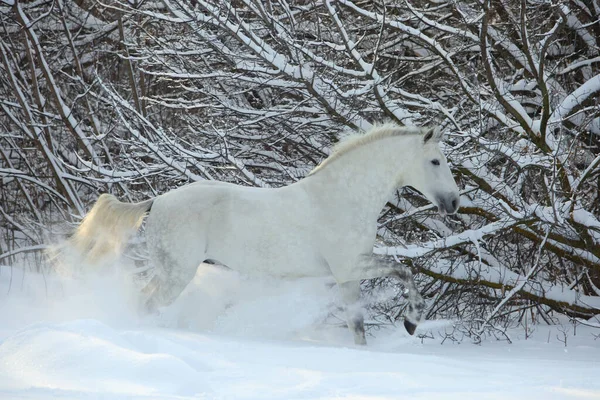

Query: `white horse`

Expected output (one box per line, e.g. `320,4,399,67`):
71,124,460,345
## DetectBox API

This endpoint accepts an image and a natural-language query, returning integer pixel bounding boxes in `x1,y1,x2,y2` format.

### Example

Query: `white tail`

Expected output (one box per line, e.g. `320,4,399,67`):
70,194,154,263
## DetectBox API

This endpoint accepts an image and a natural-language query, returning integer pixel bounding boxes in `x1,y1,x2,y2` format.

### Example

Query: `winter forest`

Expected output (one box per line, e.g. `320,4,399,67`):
1,0,600,393
3,0,599,336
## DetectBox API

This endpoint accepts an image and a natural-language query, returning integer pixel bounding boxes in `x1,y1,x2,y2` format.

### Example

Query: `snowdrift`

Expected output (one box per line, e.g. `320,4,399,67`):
0,265,599,399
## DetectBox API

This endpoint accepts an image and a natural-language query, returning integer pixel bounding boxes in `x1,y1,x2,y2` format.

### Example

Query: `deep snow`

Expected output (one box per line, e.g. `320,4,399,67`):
0,264,599,400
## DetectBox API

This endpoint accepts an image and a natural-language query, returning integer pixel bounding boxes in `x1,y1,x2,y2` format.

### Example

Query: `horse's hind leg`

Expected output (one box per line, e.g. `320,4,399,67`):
340,281,367,345
142,248,203,313
140,275,162,313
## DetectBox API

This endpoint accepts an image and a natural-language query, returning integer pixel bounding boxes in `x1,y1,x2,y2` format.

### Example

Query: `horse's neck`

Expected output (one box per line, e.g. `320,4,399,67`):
304,135,415,223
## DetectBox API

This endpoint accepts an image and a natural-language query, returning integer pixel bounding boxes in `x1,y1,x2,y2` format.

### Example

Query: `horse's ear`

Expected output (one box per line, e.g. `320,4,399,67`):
423,126,443,144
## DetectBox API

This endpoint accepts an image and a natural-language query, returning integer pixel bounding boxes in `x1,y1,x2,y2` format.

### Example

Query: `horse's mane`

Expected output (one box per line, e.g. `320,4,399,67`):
308,124,428,176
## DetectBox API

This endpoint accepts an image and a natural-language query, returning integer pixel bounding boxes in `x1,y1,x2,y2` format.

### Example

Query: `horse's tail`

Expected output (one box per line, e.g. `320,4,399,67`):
70,194,154,263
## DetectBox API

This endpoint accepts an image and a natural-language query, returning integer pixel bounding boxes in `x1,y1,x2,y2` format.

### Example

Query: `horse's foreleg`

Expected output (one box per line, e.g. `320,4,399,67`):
347,255,426,336
339,281,366,345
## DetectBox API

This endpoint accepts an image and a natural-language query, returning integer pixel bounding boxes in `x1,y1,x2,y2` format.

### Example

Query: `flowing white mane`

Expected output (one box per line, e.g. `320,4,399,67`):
308,124,429,176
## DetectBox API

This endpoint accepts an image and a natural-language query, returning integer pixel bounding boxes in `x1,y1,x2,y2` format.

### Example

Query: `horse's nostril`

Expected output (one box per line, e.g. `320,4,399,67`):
451,198,458,210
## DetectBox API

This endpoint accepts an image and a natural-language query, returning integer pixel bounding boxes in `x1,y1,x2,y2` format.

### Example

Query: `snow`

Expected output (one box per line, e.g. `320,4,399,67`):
549,74,600,124
1,265,599,400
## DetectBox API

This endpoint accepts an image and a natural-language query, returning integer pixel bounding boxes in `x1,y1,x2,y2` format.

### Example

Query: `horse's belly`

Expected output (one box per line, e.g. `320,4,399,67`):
232,256,330,278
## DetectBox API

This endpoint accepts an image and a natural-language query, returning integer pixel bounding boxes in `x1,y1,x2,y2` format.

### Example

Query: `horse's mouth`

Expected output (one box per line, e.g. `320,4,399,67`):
437,205,448,217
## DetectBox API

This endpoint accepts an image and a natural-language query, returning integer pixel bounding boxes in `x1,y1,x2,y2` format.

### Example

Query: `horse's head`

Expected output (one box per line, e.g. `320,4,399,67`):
405,127,460,216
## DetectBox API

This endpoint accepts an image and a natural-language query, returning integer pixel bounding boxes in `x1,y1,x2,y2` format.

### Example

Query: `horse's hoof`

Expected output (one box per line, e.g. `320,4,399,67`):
404,320,417,335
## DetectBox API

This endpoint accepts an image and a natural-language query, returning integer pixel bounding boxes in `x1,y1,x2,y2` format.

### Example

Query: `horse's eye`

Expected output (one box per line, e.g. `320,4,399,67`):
431,159,440,166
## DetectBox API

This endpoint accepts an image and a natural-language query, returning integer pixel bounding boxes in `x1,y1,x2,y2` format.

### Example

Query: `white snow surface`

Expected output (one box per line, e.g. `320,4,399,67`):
0,264,599,400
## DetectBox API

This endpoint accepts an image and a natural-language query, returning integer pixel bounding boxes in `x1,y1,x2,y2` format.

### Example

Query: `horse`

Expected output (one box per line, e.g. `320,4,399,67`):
70,123,460,345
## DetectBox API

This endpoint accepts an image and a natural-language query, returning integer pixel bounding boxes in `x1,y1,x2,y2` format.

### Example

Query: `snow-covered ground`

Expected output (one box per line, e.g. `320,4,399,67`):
1,264,599,400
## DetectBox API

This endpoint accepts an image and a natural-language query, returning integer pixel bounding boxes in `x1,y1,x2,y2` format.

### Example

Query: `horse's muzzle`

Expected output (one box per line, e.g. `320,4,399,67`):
404,319,417,335
436,193,460,216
